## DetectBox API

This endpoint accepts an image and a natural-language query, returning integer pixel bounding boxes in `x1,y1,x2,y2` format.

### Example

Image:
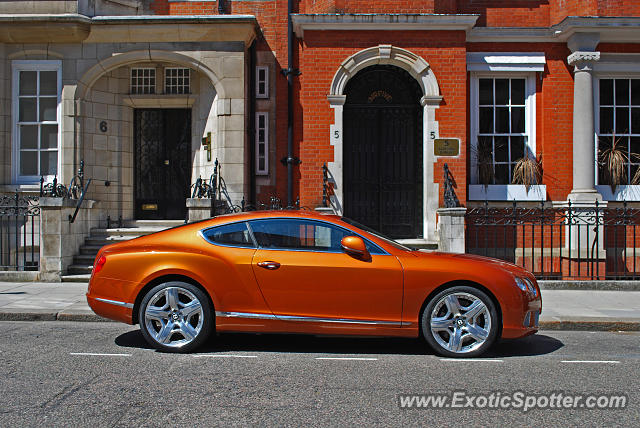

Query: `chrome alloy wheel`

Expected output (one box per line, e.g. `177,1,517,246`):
144,286,204,348
429,292,492,354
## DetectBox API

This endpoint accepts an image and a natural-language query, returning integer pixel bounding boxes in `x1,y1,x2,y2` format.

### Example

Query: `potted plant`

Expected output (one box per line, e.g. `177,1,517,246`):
511,155,542,193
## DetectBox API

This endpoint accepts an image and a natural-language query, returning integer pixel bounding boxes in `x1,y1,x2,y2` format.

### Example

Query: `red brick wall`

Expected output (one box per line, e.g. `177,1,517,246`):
298,30,468,208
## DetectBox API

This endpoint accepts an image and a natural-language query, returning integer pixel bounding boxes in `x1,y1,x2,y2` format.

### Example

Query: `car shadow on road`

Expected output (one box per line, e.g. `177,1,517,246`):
115,329,564,357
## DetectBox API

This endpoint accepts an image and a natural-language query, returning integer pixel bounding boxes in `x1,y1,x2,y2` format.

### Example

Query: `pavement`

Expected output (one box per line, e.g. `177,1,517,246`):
0,281,639,330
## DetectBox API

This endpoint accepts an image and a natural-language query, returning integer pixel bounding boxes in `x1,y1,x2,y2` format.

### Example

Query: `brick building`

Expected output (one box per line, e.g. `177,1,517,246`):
1,1,640,279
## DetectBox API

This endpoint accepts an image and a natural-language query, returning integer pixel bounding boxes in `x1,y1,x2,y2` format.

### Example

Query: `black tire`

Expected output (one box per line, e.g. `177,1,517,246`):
421,285,499,358
138,281,213,353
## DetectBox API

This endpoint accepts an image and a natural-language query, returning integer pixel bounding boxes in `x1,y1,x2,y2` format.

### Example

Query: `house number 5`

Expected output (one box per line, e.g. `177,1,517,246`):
334,130,340,139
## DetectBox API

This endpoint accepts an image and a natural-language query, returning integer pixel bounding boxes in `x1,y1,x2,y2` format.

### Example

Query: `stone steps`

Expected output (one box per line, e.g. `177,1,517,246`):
62,220,181,281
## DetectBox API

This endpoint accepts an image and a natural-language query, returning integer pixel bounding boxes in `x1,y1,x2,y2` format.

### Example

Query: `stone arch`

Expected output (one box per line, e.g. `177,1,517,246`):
75,49,225,101
330,45,441,98
327,45,442,242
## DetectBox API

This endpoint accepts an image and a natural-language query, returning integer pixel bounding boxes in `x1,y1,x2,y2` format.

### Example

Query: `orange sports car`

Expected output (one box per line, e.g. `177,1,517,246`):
87,210,541,357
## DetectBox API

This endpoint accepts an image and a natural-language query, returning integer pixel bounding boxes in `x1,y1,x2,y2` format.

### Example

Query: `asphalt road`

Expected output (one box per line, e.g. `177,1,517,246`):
0,322,638,427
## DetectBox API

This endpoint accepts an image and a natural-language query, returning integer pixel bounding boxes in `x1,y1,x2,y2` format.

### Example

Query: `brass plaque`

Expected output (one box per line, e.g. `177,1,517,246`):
141,204,158,211
434,138,460,157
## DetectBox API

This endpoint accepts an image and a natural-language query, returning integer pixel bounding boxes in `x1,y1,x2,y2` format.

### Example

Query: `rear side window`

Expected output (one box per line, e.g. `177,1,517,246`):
202,222,255,248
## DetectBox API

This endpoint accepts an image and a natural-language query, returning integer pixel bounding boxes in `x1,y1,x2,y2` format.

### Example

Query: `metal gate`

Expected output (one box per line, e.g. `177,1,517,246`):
0,193,39,271
134,109,191,220
343,65,423,239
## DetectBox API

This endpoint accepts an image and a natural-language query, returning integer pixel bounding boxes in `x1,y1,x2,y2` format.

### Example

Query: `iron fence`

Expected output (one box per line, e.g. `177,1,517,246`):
465,201,640,280
0,192,40,271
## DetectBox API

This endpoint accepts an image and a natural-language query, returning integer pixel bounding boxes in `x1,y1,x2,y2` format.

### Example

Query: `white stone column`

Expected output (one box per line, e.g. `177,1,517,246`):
567,33,601,202
328,94,346,215
437,207,467,253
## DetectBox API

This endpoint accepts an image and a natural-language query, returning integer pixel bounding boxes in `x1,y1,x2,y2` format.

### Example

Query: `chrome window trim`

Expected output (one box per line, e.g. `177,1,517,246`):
95,297,134,309
215,311,409,326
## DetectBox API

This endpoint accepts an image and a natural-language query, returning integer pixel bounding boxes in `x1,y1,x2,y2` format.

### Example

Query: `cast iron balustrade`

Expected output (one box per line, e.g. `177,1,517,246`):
39,160,94,224
465,200,640,280
0,192,40,271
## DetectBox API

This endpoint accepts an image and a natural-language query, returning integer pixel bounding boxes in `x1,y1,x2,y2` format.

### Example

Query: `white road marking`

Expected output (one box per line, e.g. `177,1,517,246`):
315,357,378,361
70,352,131,357
439,358,503,362
193,354,258,358
561,360,620,364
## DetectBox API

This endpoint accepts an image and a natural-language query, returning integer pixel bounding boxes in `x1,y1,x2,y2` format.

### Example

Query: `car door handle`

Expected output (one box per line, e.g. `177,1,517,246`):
257,261,281,270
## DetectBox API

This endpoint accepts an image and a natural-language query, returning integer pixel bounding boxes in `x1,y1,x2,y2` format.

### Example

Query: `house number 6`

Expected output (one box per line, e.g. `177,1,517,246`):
100,121,108,133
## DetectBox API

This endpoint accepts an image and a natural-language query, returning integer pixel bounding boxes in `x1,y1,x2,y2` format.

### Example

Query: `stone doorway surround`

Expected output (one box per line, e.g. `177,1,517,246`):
327,45,442,242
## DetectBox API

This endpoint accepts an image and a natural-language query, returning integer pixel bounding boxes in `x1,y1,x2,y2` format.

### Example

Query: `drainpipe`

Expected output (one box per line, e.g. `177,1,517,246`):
249,40,257,206
282,0,300,207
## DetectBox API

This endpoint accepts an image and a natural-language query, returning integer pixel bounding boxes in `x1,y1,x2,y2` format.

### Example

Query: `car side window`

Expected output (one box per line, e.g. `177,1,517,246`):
202,222,255,248
248,219,385,254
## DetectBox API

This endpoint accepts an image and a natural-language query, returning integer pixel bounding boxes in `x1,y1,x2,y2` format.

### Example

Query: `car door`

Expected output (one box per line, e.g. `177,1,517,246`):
249,218,404,324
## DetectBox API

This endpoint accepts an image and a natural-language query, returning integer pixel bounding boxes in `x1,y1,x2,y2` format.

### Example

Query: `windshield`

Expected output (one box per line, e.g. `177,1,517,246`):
340,217,415,251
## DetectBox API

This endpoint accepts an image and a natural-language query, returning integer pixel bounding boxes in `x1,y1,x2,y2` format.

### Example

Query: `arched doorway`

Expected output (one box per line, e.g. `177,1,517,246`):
343,65,423,239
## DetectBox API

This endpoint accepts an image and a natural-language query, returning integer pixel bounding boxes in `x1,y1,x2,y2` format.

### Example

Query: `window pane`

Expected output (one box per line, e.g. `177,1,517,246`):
511,79,525,105
600,107,614,134
616,107,629,134
600,79,614,105
494,136,509,162
630,137,640,158
479,107,493,133
19,98,37,122
40,71,57,95
39,97,57,121
495,79,509,105
631,108,640,134
479,79,493,105
510,136,525,162
632,79,640,105
202,222,255,248
511,107,525,133
40,151,57,176
20,125,38,149
250,219,349,252
19,71,37,95
495,107,510,133
20,151,37,175
615,79,630,105
494,164,509,184
41,125,58,149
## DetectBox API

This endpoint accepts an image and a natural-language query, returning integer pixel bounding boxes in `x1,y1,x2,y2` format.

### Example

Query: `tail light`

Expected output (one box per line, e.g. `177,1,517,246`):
93,254,106,274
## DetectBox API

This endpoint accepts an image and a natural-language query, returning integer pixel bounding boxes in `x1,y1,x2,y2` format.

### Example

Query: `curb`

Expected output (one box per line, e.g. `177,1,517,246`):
538,281,640,291
0,311,111,322
539,318,640,331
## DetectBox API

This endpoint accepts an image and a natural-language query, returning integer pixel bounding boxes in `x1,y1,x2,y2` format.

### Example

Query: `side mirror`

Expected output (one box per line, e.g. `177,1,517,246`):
341,236,370,260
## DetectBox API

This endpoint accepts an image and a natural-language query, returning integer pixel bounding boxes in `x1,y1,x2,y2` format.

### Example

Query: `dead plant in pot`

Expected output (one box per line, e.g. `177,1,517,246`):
511,155,542,193
474,138,494,188
598,134,633,193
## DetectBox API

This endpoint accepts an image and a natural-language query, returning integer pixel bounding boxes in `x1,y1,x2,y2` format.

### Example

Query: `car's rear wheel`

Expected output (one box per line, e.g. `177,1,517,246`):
421,286,498,358
139,281,213,353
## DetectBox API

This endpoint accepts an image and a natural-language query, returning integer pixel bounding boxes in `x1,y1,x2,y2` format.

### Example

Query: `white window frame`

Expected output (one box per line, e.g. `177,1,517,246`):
256,66,269,99
594,69,640,201
11,60,62,184
130,67,157,95
164,67,191,95
469,71,543,201
255,112,269,175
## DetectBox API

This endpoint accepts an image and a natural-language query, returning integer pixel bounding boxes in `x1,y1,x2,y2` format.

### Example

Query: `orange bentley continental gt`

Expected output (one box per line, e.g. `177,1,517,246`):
87,211,541,357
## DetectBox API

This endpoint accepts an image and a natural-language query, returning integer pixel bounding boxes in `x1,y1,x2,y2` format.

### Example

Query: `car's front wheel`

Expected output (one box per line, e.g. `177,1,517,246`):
139,281,213,353
421,286,498,358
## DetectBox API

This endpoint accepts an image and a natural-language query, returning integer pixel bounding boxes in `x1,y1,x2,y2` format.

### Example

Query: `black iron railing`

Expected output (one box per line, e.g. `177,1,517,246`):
0,192,40,271
466,200,640,280
39,160,93,224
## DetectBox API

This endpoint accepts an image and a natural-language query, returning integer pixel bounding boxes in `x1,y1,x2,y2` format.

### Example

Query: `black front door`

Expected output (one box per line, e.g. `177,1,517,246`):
343,65,423,239
134,109,191,220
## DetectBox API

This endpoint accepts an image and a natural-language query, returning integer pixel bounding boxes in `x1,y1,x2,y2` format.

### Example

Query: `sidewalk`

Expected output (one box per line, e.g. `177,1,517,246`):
0,281,639,330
